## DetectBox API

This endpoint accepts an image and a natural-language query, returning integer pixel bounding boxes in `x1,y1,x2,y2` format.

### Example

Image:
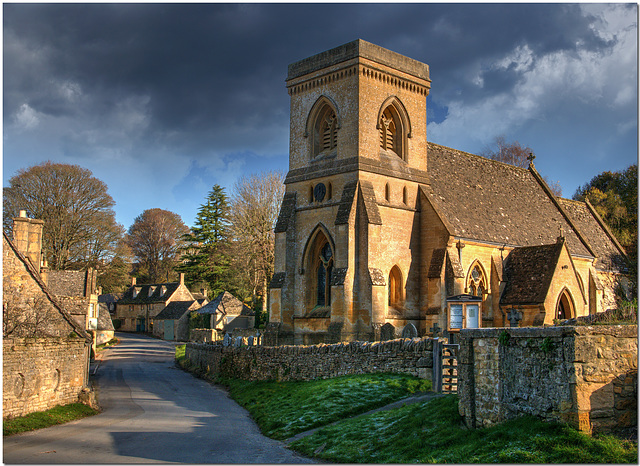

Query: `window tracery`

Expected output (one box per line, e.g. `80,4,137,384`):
467,262,487,297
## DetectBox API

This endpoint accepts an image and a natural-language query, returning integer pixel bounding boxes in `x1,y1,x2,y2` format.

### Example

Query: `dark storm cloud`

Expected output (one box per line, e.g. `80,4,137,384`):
4,3,636,227
5,3,617,156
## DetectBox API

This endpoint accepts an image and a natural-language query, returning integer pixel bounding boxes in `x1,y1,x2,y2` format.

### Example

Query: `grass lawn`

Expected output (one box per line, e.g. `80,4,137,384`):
289,395,637,463
219,373,431,440
3,403,99,436
176,347,636,463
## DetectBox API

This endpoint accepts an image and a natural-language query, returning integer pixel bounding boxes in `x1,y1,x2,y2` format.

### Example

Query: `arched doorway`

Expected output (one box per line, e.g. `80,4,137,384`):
556,289,575,320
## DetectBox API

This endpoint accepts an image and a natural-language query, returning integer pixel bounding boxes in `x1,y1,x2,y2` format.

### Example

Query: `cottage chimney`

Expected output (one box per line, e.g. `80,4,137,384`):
201,288,207,298
131,276,137,286
12,211,45,273
179,273,185,286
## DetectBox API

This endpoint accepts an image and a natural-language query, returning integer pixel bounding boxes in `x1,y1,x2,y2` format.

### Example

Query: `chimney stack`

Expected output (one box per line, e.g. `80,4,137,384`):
179,273,185,286
131,276,137,286
12,211,45,273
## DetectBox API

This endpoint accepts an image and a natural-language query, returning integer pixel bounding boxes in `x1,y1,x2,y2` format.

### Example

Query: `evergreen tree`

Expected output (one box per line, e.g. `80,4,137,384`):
177,185,232,296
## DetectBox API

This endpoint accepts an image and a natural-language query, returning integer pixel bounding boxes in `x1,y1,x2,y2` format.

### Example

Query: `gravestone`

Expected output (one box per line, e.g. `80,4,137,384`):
247,335,254,346
507,309,523,328
380,323,395,341
401,322,418,339
429,322,442,338
234,336,243,347
223,333,231,347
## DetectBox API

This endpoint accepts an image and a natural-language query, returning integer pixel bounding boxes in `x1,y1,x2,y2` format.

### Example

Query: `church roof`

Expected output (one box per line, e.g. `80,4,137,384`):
425,142,592,258
557,198,628,273
500,241,564,305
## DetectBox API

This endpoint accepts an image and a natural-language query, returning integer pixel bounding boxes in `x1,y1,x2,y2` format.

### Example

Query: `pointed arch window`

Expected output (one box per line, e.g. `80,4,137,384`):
313,105,338,158
467,262,487,297
379,107,401,156
377,98,410,161
317,243,333,307
388,265,403,309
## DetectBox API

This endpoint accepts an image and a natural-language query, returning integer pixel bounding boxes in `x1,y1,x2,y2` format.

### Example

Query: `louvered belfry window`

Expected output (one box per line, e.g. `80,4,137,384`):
314,105,338,157
379,107,400,156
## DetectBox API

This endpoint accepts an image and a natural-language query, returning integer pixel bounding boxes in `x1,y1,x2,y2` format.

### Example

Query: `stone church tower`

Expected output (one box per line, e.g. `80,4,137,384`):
267,40,628,346
268,40,432,345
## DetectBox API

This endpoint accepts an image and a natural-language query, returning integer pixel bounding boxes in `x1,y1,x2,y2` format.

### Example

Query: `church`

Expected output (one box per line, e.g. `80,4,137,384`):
266,40,628,346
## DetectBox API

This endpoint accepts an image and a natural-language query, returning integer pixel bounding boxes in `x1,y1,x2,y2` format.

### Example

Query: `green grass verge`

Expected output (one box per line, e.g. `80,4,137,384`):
3,403,99,436
289,395,638,463
219,373,431,440
175,344,186,363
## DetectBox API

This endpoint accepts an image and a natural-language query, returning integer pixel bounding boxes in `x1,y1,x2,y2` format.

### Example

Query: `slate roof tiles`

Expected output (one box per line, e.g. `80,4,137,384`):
426,142,592,258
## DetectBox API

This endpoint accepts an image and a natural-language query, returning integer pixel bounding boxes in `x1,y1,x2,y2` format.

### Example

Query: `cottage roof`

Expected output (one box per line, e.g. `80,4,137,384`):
196,291,253,316
117,281,183,304
97,304,115,330
557,198,628,272
98,293,121,304
2,232,91,342
154,300,197,320
425,142,592,258
500,241,564,305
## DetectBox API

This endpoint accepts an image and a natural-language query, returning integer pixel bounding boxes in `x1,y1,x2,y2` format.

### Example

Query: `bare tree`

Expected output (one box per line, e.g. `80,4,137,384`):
3,162,124,270
229,171,285,318
3,295,60,338
481,135,562,196
126,208,189,283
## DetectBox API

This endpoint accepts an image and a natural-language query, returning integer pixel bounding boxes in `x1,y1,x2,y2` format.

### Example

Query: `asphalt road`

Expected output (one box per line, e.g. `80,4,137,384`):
3,333,316,464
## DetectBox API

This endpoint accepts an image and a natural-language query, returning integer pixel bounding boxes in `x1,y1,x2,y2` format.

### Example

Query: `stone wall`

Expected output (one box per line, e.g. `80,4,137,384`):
458,326,637,434
185,337,434,382
3,337,89,419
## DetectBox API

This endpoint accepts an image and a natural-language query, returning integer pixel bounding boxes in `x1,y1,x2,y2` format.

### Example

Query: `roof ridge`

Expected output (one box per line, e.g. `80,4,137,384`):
427,141,531,174
3,232,91,342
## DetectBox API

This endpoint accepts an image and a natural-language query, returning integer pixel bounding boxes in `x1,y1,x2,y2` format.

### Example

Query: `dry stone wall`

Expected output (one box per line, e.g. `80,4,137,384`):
185,337,435,382
3,337,89,419
458,326,637,434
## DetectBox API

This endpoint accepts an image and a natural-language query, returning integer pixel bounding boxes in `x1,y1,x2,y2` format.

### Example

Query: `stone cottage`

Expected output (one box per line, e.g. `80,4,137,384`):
153,299,202,341
267,39,628,345
194,291,256,341
3,218,92,419
114,274,194,333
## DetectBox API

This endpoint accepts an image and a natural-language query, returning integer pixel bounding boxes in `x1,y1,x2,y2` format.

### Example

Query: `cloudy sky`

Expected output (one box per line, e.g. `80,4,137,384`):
3,3,637,229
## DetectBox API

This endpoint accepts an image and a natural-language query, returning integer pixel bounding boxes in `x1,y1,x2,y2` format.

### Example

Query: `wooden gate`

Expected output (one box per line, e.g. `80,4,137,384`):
433,339,459,393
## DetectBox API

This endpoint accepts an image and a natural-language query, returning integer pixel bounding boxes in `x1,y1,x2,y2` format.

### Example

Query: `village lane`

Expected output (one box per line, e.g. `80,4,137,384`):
3,333,316,464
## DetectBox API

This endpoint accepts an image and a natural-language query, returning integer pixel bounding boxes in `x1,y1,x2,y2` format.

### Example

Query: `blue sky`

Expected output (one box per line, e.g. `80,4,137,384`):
3,3,637,229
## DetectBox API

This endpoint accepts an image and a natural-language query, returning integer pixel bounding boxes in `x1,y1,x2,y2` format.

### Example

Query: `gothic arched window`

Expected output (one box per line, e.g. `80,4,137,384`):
388,265,403,309
467,262,487,297
377,98,410,161
316,242,333,306
313,105,338,158
379,106,401,156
